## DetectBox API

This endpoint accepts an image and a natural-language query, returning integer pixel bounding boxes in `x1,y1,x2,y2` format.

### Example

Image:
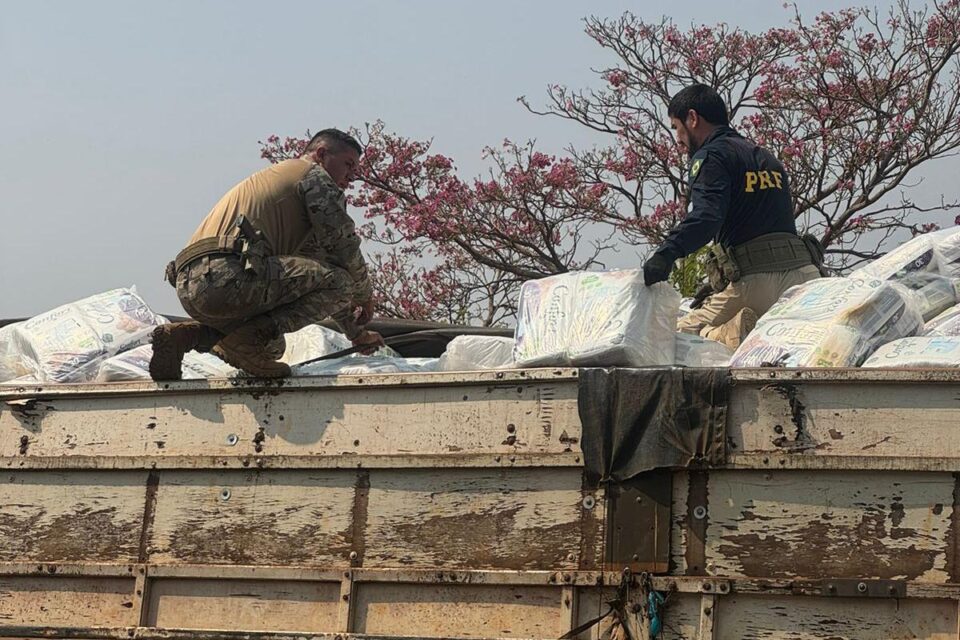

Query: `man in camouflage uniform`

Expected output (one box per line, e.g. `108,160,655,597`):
150,129,383,380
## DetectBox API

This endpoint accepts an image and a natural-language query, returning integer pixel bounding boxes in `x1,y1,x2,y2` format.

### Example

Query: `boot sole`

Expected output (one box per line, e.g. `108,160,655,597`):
212,345,291,378
149,327,184,381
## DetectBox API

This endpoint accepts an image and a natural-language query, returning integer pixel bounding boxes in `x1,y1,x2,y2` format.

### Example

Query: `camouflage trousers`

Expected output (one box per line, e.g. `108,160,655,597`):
176,254,357,337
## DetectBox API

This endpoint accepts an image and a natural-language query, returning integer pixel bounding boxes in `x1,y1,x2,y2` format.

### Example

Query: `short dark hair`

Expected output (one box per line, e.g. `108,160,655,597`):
303,128,363,156
667,84,729,126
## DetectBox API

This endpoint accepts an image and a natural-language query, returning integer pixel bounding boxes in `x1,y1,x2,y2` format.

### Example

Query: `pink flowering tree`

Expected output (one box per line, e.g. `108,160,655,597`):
263,2,960,321
523,1,960,271
260,122,618,325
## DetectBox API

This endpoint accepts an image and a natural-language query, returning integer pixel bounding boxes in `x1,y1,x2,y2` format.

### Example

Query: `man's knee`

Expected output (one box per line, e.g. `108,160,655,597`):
677,313,704,335
701,307,758,350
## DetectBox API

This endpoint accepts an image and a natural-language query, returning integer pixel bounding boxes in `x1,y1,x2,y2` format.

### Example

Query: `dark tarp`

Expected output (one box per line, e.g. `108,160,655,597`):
578,367,732,483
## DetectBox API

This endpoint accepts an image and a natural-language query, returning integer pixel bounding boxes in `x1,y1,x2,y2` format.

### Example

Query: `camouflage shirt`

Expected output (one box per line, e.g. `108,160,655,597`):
296,164,373,304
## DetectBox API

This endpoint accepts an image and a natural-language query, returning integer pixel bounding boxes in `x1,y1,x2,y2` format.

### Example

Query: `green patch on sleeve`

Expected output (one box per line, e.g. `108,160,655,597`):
688,150,708,181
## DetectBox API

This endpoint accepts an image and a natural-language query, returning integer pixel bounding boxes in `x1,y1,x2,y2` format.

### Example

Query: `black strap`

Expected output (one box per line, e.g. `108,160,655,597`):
559,606,615,639
295,330,458,366
558,569,636,640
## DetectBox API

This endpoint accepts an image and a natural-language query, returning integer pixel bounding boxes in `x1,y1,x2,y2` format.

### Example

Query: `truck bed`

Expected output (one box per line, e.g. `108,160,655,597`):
1,368,959,639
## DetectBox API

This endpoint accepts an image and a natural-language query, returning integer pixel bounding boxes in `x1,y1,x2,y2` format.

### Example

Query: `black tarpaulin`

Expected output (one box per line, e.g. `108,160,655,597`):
578,367,732,482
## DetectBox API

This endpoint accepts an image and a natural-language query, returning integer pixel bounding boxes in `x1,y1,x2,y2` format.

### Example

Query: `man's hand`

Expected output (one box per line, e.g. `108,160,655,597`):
643,254,673,286
352,329,385,355
690,284,714,310
355,298,375,326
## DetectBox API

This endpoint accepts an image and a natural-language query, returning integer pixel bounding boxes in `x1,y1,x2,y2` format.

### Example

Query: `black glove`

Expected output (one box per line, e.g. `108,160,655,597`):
643,253,673,286
690,283,714,309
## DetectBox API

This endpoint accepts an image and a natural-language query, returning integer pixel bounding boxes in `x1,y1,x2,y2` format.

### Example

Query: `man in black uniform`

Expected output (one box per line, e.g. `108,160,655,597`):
643,84,821,349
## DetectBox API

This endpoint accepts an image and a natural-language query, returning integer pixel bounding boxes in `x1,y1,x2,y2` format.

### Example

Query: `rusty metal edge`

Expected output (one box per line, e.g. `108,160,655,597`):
6,452,960,473
727,454,960,471
0,452,585,471
2,563,955,598
137,472,160,564
731,368,960,384
0,628,537,640
0,369,581,400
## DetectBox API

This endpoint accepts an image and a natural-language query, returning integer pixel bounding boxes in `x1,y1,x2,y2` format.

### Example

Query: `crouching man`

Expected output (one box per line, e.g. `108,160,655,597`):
643,84,822,349
150,128,383,380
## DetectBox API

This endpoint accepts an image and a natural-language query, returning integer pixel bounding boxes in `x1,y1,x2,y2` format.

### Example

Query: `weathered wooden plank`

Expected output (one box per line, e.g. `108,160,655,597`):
0,376,580,463
670,471,689,575
603,472,671,572
362,469,585,570
352,582,562,638
0,471,145,563
0,576,137,626
578,476,604,572
144,578,340,631
567,585,614,640
728,380,960,460
685,471,709,576
147,470,355,566
705,471,954,582
714,594,957,639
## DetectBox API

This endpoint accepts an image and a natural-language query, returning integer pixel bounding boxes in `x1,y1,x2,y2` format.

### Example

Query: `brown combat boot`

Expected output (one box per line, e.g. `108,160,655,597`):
149,322,223,381
211,317,291,378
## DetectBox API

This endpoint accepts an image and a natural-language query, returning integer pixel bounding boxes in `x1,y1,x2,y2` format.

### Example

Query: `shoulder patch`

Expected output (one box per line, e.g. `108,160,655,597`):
688,150,708,180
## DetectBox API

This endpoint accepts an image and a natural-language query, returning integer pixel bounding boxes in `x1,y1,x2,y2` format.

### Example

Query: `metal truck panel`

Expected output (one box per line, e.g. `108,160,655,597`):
1,368,960,638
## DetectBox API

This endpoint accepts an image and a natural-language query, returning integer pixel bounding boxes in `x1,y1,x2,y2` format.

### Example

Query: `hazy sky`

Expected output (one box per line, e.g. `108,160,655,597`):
2,0,955,317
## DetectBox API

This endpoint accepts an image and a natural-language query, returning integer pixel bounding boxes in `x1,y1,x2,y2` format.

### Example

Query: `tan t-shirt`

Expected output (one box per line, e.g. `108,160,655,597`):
187,158,371,303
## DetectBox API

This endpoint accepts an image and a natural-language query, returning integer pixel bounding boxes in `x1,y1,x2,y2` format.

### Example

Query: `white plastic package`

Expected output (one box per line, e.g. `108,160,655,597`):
894,272,960,321
280,324,400,365
931,227,960,277
513,271,680,367
730,277,924,367
862,336,960,368
96,344,237,382
0,323,30,383
674,333,733,367
924,305,960,337
8,288,163,383
280,324,353,365
438,335,515,372
850,234,937,281
294,356,439,376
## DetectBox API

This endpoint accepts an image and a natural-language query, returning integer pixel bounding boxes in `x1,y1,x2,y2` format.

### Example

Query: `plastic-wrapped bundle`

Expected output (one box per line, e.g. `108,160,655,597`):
279,324,400,365
0,323,30,383
932,227,960,277
294,355,438,376
924,305,960,337
8,288,162,383
674,334,733,367
512,275,574,366
850,227,960,303
730,277,924,367
438,335,514,372
893,272,960,321
862,337,960,368
514,271,680,367
96,344,237,381
851,234,937,281
280,324,353,365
